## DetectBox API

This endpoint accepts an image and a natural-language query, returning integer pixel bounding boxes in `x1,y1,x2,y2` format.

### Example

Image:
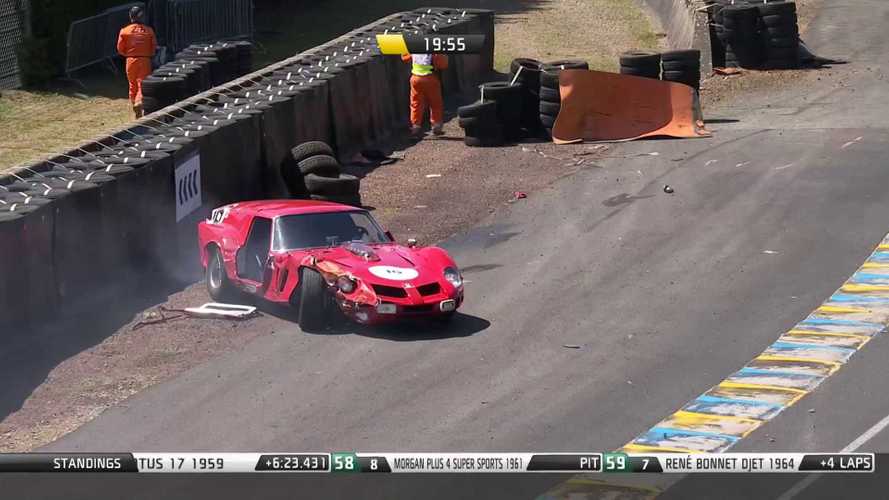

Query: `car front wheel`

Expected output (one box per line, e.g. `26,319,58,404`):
207,246,235,302
297,268,331,332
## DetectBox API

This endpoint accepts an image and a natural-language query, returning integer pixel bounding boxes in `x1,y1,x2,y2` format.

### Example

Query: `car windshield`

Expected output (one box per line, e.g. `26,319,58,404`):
272,210,391,251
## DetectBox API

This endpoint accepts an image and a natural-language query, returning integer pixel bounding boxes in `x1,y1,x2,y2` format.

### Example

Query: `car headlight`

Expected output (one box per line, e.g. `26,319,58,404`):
444,267,463,288
336,276,357,293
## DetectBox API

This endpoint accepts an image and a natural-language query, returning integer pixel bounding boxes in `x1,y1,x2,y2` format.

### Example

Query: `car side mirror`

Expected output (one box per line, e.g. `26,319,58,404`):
385,231,394,241
407,238,418,248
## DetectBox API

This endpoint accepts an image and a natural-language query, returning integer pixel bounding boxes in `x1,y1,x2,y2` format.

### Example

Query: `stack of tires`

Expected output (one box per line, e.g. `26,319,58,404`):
479,81,523,141
509,58,543,135
457,101,504,147
619,50,661,79
141,76,190,115
281,141,362,206
143,41,254,115
538,59,589,138
709,4,727,68
719,3,763,68
660,50,701,90
175,42,252,83
756,1,800,69
153,61,210,96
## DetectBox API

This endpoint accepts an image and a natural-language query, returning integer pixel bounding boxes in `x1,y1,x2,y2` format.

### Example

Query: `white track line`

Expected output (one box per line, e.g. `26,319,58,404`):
777,412,889,500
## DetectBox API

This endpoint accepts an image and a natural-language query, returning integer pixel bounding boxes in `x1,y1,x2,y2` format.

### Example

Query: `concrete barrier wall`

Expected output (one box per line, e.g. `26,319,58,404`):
642,0,713,74
0,7,494,330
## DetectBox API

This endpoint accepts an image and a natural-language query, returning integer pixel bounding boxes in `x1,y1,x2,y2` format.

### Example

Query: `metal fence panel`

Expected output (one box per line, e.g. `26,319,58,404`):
0,0,29,89
166,0,253,53
64,2,144,76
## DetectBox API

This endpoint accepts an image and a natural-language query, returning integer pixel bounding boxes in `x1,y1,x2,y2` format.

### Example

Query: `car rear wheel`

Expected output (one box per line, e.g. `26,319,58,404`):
298,268,331,332
207,246,236,302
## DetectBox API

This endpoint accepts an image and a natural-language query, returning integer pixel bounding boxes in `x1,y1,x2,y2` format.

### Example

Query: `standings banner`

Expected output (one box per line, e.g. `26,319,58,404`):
0,453,874,473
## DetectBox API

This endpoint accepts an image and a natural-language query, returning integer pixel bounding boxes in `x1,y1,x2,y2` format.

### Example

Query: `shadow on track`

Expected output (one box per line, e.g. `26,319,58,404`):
0,279,185,423
263,304,490,341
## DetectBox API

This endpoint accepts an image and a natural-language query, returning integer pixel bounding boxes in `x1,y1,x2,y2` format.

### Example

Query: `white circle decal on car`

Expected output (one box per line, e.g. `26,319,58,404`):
368,266,419,281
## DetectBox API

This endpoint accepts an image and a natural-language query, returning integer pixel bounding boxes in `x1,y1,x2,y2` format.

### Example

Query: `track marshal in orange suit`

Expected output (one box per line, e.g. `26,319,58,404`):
401,52,448,137
117,6,157,118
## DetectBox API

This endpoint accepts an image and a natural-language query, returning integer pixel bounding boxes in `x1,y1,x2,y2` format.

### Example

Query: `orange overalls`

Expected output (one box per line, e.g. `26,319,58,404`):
401,53,448,127
117,23,157,110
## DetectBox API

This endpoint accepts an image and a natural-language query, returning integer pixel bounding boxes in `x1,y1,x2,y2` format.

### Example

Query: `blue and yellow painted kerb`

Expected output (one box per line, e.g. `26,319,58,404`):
622,239,889,454
376,34,409,55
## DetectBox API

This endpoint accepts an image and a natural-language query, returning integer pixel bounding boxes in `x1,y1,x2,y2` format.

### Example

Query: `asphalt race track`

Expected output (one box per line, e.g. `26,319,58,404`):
21,0,889,498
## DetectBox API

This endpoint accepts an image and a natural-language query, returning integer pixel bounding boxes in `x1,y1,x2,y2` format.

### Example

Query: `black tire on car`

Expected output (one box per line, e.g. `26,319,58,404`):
297,268,331,332
206,246,236,302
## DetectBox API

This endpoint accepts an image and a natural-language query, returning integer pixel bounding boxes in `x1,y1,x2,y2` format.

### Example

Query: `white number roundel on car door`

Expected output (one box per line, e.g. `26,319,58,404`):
368,266,419,281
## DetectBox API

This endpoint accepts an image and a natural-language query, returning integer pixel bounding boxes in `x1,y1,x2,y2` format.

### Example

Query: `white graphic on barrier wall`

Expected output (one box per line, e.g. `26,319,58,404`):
175,151,202,222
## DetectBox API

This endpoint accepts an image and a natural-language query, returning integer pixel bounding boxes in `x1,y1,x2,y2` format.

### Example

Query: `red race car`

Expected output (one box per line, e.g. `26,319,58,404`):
198,200,464,330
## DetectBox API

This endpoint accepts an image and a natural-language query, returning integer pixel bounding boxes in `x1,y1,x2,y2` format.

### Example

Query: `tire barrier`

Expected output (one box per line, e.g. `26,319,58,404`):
0,210,26,325
707,1,803,70
142,76,189,115
619,50,661,79
756,1,800,69
280,142,362,207
718,3,764,69
144,41,254,114
709,5,727,69
660,49,701,90
458,100,505,147
0,8,494,329
510,58,543,135
0,185,56,325
479,81,523,141
539,59,590,138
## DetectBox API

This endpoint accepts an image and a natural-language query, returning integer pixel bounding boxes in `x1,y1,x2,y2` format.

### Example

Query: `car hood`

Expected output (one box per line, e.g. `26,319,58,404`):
296,243,452,285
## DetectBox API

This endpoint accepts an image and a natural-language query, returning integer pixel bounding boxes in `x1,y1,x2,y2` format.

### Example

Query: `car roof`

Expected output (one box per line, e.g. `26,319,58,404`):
231,199,363,218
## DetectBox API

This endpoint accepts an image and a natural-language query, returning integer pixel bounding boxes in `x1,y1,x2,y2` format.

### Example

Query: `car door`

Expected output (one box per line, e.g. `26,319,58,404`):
236,216,272,287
